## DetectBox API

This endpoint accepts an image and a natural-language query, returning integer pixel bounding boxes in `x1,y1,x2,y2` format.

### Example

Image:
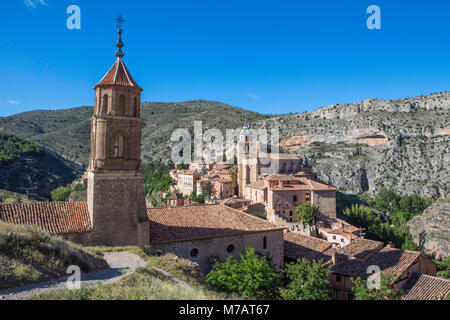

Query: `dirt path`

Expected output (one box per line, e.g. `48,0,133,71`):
0,251,147,300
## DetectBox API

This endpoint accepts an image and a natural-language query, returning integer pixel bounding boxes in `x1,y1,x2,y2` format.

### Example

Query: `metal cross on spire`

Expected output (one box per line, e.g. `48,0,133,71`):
114,15,125,59
115,15,126,30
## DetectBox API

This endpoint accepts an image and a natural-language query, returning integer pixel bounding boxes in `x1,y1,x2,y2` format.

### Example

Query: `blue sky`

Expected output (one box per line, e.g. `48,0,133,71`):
1,0,450,116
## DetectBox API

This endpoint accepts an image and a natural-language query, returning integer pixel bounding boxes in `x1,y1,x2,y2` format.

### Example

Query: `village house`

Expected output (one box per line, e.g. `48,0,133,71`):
146,204,285,273
316,217,363,248
244,173,337,224
176,170,201,196
283,232,440,300
166,192,185,207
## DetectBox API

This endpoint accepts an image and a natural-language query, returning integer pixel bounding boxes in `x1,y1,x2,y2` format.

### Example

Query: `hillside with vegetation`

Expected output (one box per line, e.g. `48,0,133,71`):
0,222,106,290
0,132,81,201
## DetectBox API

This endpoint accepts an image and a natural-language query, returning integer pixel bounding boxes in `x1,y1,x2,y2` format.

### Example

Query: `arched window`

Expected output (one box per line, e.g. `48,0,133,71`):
102,94,109,113
134,97,138,117
113,135,124,158
119,95,126,115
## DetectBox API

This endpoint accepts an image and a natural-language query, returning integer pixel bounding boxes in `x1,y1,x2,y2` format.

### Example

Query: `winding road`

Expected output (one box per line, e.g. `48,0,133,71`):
0,251,147,300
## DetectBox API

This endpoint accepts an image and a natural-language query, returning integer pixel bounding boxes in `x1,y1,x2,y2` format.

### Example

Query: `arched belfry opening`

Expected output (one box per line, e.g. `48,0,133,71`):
134,97,138,117
119,95,126,115
113,135,124,158
102,94,109,113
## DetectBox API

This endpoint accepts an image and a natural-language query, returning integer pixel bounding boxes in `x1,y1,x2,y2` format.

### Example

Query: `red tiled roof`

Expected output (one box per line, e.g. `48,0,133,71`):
147,205,283,244
331,247,421,281
284,232,333,262
339,238,383,259
402,273,450,300
246,180,266,190
0,202,92,234
94,58,142,91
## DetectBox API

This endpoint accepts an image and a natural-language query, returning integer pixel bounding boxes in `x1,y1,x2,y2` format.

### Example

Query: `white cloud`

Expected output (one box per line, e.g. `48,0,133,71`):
246,93,262,100
7,100,20,105
24,0,47,9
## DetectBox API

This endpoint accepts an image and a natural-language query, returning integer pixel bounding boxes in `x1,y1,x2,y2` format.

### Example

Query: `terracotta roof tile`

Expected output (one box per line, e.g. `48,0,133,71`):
0,202,92,234
94,58,142,91
339,239,383,259
284,232,333,262
402,273,450,300
332,247,421,281
147,205,283,244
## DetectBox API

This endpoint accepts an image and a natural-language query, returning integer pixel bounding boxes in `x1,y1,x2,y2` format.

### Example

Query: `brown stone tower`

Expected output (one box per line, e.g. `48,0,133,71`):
86,19,149,246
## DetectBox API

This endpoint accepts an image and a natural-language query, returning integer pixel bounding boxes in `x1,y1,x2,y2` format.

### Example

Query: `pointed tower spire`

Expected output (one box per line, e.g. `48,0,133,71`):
114,15,126,58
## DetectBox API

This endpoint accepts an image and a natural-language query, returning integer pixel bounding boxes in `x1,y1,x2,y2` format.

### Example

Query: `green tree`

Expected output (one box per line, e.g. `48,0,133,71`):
281,258,332,300
201,180,213,199
295,203,318,224
343,204,381,228
372,187,399,213
352,275,401,300
206,248,281,299
51,186,71,202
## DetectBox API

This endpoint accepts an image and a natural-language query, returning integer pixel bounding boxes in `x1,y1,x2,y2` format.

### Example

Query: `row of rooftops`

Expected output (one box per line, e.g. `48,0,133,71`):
1,201,448,300
283,231,450,299
0,202,282,244
245,173,337,192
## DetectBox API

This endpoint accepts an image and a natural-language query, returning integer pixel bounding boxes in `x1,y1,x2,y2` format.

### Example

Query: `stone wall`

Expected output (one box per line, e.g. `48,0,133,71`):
147,229,284,274
86,170,148,246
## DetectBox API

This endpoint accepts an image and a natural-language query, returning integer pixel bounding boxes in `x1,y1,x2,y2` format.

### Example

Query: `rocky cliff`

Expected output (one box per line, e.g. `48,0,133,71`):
255,92,450,198
408,197,449,260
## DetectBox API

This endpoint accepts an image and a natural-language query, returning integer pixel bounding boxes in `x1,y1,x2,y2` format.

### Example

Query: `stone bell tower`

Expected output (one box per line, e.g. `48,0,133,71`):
86,17,149,246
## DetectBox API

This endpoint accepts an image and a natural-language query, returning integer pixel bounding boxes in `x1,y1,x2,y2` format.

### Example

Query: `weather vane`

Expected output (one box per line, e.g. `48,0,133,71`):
115,15,126,30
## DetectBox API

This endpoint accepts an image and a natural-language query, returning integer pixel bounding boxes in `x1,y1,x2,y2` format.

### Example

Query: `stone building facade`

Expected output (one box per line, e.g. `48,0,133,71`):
244,173,337,224
237,123,310,197
146,205,285,273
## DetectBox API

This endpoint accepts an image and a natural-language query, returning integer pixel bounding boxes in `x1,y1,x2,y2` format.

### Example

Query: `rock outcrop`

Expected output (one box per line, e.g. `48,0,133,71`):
408,197,450,260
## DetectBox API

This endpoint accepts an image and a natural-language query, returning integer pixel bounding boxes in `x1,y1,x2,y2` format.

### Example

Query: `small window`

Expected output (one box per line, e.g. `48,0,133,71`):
333,289,340,299
341,238,344,243
226,244,235,253
289,211,293,216
263,236,267,249
190,248,199,258
333,236,337,240
336,275,341,283
293,195,297,202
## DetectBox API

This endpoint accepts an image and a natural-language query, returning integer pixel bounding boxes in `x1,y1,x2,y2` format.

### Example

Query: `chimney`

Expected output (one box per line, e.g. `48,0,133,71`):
386,242,394,248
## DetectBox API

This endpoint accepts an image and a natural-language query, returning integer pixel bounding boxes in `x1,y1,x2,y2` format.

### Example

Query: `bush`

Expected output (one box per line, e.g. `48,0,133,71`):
295,203,318,224
281,259,331,300
206,248,281,299
352,275,401,300
51,186,71,202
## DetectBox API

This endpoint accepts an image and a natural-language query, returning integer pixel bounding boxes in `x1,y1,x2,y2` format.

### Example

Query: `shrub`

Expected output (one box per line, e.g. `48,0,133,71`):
281,259,331,300
295,203,318,224
206,248,281,299
51,186,71,202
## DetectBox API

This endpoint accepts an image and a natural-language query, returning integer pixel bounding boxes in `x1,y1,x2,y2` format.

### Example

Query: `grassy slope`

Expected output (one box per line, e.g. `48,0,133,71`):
31,247,237,300
0,222,107,290
0,189,31,204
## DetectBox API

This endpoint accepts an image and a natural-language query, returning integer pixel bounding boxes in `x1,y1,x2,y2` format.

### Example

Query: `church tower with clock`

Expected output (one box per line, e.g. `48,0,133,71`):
86,18,149,246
